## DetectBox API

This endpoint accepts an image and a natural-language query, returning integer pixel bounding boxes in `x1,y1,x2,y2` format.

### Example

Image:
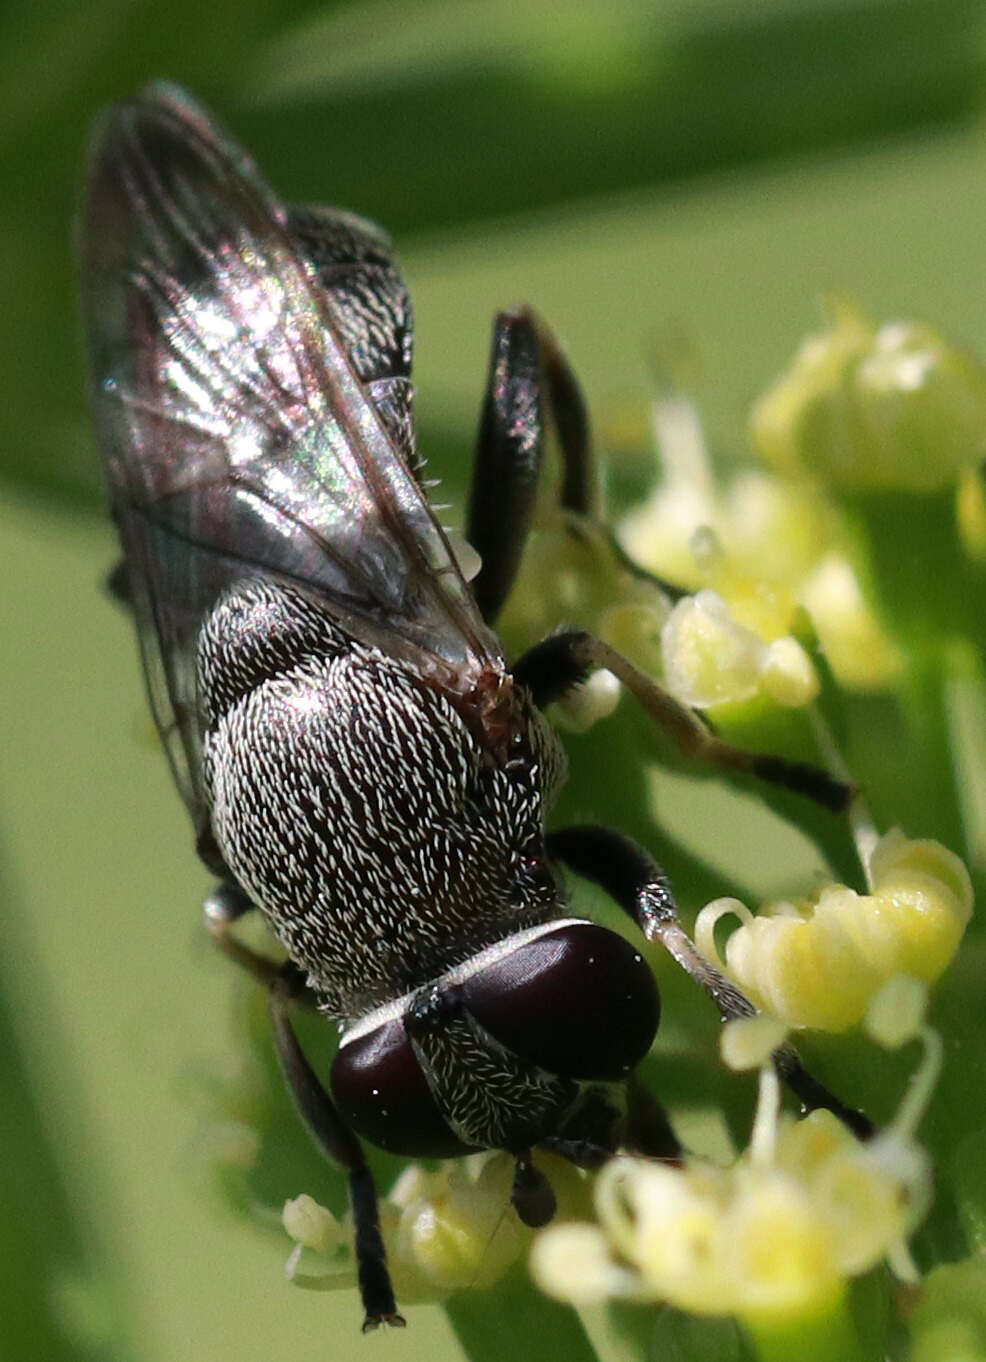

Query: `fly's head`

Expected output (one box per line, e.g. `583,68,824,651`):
330,917,660,1221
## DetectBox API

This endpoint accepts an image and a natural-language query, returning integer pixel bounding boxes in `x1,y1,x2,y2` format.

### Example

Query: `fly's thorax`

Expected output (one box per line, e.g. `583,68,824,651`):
197,579,565,1011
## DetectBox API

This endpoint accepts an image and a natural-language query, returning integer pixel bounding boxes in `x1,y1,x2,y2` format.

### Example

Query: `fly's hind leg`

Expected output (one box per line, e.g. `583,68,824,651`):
466,306,684,625
468,304,641,625
472,312,849,810
467,307,549,625
105,558,131,605
466,305,620,626
203,881,403,1329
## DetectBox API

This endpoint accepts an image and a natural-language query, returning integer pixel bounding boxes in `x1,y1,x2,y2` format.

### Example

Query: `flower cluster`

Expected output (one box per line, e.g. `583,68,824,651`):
530,981,937,1333
750,297,986,495
280,1150,590,1307
616,395,902,706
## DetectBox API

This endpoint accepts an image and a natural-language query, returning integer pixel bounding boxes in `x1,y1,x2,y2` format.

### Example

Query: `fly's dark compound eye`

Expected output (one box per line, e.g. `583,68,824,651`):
331,1016,474,1158
461,923,659,1081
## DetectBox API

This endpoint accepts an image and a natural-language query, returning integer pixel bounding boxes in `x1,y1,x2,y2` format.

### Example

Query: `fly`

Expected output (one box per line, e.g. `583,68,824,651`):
81,84,866,1330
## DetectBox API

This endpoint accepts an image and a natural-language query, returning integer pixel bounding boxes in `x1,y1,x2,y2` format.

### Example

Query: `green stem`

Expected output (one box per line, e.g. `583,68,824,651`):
445,1264,601,1362
943,641,986,867
743,1292,868,1362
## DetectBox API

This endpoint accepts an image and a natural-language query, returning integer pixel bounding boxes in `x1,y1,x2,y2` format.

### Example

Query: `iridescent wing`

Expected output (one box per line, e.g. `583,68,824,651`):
82,83,500,825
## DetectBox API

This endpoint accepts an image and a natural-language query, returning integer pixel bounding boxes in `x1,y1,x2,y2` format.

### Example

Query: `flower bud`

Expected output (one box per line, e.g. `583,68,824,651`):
751,299,986,493
281,1195,341,1254
662,590,819,710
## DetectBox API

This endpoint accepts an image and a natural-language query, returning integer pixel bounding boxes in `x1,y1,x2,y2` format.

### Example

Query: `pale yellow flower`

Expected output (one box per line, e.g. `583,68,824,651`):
694,830,972,1031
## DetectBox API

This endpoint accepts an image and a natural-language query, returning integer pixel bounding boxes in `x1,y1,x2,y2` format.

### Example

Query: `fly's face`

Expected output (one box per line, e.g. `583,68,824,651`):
332,919,660,1172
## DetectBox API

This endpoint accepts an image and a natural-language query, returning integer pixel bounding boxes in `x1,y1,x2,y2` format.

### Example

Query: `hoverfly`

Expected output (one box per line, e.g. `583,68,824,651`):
82,85,863,1330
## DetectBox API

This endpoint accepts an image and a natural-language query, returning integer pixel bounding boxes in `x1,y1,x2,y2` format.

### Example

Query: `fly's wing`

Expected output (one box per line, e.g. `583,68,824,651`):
83,83,499,823
284,202,421,482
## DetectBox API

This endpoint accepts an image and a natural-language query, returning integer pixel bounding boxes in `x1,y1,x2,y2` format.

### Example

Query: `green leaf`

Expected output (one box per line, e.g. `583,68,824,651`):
0,860,135,1362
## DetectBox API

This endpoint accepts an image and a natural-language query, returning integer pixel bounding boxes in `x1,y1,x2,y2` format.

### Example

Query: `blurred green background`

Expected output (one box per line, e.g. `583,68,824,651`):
4,1,986,1359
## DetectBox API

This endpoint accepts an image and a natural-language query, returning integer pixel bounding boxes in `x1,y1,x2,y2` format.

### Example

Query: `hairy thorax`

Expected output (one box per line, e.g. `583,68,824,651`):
198,579,567,1016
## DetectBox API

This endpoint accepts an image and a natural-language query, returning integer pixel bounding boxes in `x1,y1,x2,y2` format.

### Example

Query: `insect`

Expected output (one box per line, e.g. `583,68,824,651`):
82,85,866,1330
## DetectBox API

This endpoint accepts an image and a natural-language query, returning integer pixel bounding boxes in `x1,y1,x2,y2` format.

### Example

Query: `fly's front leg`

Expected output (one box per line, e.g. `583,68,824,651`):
269,984,404,1331
544,829,751,1018
514,630,852,811
547,825,874,1141
203,883,403,1328
542,1082,682,1166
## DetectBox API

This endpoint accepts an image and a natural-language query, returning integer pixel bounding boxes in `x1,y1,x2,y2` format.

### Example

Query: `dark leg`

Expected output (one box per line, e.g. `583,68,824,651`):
203,881,293,990
546,825,873,1140
468,308,606,625
538,1135,612,1170
511,1153,556,1227
203,879,254,924
528,311,597,519
269,983,404,1331
204,881,321,1007
205,895,402,1327
467,307,685,624
547,827,757,1021
105,558,130,605
624,1079,683,1161
537,1089,623,1170
467,309,546,624
514,630,852,812
541,1082,681,1166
